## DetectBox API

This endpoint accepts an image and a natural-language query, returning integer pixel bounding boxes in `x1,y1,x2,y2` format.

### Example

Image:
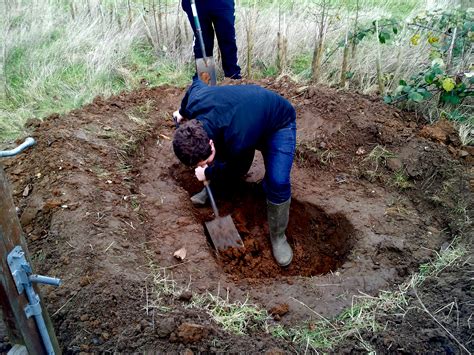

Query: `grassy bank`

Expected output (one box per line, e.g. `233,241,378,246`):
1,0,470,142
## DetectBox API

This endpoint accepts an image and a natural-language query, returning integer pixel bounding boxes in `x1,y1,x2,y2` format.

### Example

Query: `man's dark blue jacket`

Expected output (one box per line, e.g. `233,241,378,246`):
179,78,296,181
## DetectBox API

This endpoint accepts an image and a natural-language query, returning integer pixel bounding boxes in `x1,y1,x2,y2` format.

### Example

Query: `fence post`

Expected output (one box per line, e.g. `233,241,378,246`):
0,165,60,354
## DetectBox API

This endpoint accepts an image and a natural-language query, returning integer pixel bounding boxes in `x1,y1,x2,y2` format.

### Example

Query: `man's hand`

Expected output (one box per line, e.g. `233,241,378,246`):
195,165,207,182
173,110,183,127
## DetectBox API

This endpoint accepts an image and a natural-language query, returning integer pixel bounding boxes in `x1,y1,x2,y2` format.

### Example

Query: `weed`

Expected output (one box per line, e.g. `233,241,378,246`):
362,169,382,183
90,165,111,179
364,145,396,172
130,195,140,211
144,255,185,314
391,169,413,190
320,149,338,165
414,239,465,283
31,249,46,263
296,142,339,167
145,259,269,334
190,289,270,335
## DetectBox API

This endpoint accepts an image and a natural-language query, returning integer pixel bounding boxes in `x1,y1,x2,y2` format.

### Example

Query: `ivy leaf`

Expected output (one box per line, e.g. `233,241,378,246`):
429,50,442,60
393,27,398,34
410,34,421,45
357,32,366,41
440,92,461,105
408,91,424,102
431,58,445,68
425,72,435,84
383,95,393,103
422,90,433,99
442,77,456,92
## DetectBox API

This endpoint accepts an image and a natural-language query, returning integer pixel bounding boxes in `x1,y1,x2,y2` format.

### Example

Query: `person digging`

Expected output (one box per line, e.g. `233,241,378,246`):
172,77,296,267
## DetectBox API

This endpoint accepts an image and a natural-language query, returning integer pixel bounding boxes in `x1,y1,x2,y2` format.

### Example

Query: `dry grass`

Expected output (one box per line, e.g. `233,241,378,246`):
1,0,467,141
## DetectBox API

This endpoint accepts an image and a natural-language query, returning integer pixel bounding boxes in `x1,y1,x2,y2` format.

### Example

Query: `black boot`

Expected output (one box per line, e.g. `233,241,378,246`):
267,198,293,267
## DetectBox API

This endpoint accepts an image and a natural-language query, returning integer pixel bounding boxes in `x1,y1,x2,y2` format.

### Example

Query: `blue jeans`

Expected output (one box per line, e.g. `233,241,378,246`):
262,120,296,204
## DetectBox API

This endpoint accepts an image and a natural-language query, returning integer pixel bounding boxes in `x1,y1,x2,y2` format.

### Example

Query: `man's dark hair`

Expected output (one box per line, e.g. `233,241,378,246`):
173,119,212,166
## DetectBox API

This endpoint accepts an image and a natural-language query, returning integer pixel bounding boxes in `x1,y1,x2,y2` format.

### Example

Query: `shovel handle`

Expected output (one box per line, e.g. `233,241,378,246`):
190,0,209,65
203,180,219,217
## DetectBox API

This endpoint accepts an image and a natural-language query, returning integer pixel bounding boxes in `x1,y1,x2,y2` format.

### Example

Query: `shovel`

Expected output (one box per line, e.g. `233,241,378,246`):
203,181,244,252
190,0,217,86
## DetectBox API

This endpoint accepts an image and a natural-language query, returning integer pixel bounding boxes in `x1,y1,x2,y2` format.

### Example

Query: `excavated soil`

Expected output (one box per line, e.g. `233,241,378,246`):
1,77,472,353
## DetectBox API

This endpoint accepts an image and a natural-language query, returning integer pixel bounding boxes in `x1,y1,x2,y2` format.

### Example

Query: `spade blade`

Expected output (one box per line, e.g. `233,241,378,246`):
196,57,217,86
204,215,243,252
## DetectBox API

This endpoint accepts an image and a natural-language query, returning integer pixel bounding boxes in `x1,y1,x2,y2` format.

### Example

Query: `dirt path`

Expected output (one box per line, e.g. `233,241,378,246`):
2,78,472,352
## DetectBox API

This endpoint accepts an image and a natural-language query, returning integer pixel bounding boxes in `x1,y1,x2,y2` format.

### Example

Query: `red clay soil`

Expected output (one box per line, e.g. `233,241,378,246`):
1,77,472,353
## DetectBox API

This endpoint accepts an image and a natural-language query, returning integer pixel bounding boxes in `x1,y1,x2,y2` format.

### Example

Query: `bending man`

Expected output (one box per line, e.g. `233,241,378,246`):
172,78,296,266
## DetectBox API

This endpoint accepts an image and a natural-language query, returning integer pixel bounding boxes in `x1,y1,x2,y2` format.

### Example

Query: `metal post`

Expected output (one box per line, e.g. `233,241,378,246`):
0,165,61,354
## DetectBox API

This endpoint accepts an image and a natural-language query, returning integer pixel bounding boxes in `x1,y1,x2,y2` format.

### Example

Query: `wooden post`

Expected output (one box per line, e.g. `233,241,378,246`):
0,165,60,354
374,20,385,95
340,29,350,88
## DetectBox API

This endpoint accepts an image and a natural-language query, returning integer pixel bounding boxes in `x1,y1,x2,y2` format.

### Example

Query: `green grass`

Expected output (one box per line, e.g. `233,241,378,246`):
391,170,413,190
290,52,313,79
0,35,192,141
125,42,194,87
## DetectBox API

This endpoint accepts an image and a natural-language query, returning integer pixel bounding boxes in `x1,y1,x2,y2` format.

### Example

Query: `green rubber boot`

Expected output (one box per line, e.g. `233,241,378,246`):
190,187,208,205
267,198,293,267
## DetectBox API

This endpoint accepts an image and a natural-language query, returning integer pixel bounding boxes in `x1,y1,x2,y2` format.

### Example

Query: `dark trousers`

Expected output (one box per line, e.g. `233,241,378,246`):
182,0,241,79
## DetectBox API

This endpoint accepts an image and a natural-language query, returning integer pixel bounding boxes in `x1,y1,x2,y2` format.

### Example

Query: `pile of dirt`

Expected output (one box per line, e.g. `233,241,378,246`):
1,77,472,352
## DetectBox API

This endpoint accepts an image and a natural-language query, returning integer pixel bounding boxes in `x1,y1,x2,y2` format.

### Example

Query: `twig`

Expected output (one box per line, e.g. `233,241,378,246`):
375,20,385,95
407,22,454,37
446,27,458,73
104,241,115,252
52,293,77,316
290,296,341,334
413,286,471,354
145,282,149,316
124,220,136,230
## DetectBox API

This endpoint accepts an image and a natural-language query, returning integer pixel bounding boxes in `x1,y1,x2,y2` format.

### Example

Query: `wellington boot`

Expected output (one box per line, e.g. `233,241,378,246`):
267,198,293,267
190,187,208,205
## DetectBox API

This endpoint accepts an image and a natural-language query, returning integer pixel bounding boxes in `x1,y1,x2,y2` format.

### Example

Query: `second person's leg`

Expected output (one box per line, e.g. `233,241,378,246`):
182,0,215,59
211,5,241,79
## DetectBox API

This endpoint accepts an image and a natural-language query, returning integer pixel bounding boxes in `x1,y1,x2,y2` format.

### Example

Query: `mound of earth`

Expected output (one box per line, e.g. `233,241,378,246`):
1,77,472,353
